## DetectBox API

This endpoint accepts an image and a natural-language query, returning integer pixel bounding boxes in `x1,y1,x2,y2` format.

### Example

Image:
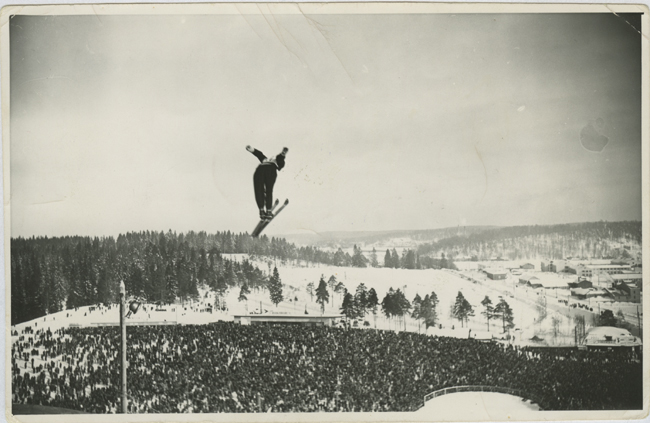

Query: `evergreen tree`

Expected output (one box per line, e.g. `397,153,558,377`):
452,291,474,328
268,267,284,307
334,281,346,303
446,254,458,270
213,273,227,301
493,298,515,333
481,295,494,331
327,275,338,306
597,309,618,327
340,292,355,320
440,253,448,269
11,253,27,324
354,283,369,318
391,249,400,268
384,249,392,268
412,294,422,332
430,291,439,310
366,288,379,316
166,269,179,305
381,288,396,319
419,294,438,329
351,245,367,268
402,250,416,269
315,276,330,314
238,283,250,302
327,275,337,292
188,275,200,302
333,248,347,266
394,289,411,316
393,288,411,330
463,297,474,327
370,248,379,268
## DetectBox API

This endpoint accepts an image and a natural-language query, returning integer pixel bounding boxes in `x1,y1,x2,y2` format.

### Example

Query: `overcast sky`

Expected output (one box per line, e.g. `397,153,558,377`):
9,10,643,238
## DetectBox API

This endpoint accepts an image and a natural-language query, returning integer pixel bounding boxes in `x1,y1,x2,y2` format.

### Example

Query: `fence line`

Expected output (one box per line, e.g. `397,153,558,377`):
421,385,542,410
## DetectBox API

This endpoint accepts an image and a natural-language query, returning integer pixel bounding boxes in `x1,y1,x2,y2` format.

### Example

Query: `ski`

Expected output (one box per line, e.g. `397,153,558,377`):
251,199,279,237
252,199,289,238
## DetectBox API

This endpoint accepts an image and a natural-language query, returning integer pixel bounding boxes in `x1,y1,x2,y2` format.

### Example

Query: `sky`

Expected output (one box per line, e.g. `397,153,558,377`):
8,9,644,238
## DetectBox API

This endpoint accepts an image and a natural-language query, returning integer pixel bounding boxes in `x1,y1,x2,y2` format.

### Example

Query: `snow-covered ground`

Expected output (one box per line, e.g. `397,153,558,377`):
11,295,228,336
230,257,617,346
13,255,629,348
417,391,541,420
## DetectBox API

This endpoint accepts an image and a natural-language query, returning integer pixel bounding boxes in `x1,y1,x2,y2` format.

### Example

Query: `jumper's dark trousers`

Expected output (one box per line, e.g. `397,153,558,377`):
253,164,277,211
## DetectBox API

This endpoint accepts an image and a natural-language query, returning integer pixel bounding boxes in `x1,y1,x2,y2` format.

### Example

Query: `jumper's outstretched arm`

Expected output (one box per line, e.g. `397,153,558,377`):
246,145,266,163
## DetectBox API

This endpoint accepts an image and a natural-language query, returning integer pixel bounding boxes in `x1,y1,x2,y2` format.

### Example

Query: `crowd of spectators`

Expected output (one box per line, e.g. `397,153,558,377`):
12,322,642,413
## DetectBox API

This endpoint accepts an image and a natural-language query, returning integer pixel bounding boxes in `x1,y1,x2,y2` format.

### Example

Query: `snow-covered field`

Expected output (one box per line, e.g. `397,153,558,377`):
13,254,634,352
227,256,614,345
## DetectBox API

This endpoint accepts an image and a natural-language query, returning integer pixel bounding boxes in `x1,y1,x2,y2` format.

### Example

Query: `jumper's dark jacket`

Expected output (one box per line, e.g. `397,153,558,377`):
251,149,285,171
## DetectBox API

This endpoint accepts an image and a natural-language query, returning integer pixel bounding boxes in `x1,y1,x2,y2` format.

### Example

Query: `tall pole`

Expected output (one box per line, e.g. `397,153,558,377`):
119,281,127,414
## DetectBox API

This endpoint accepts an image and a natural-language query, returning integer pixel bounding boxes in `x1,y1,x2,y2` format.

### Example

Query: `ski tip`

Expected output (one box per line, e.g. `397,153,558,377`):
284,199,289,205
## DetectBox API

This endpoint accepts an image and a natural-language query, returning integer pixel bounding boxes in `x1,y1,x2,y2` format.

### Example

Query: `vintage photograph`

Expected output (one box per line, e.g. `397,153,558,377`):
3,3,647,421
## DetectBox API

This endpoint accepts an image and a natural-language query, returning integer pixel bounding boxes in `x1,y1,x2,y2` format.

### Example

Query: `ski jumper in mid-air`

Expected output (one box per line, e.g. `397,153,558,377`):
247,145,288,220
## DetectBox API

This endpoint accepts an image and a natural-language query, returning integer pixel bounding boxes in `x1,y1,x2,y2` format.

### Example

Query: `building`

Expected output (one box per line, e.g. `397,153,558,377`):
541,260,569,273
518,274,539,286
233,313,344,326
570,288,612,301
610,273,642,286
604,287,630,302
484,268,508,280
581,326,642,350
536,275,573,290
566,264,633,278
519,273,574,290
568,279,593,289
520,263,535,270
612,281,642,303
570,288,591,300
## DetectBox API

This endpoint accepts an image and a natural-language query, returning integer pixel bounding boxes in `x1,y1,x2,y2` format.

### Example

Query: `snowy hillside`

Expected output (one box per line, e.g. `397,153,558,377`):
282,221,642,262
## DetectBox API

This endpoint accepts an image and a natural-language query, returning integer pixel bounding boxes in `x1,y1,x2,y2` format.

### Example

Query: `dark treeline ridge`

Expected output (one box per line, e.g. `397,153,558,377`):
417,221,641,261
11,231,297,325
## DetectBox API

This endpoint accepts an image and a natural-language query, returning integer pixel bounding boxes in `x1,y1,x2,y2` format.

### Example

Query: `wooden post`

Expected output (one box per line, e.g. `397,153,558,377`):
119,281,127,413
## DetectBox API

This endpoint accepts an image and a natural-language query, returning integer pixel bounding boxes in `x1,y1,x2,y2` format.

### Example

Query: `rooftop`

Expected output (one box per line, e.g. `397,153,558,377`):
610,273,642,280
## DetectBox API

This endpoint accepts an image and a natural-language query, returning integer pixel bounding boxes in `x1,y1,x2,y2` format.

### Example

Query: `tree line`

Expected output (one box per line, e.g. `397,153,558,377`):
11,231,274,325
416,221,641,261
307,278,516,335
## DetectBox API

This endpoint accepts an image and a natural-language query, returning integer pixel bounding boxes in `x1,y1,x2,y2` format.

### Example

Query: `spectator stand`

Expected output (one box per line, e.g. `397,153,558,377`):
232,314,344,326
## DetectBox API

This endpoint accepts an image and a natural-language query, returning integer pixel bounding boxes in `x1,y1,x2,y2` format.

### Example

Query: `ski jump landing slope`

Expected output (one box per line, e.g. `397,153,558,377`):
417,391,542,420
